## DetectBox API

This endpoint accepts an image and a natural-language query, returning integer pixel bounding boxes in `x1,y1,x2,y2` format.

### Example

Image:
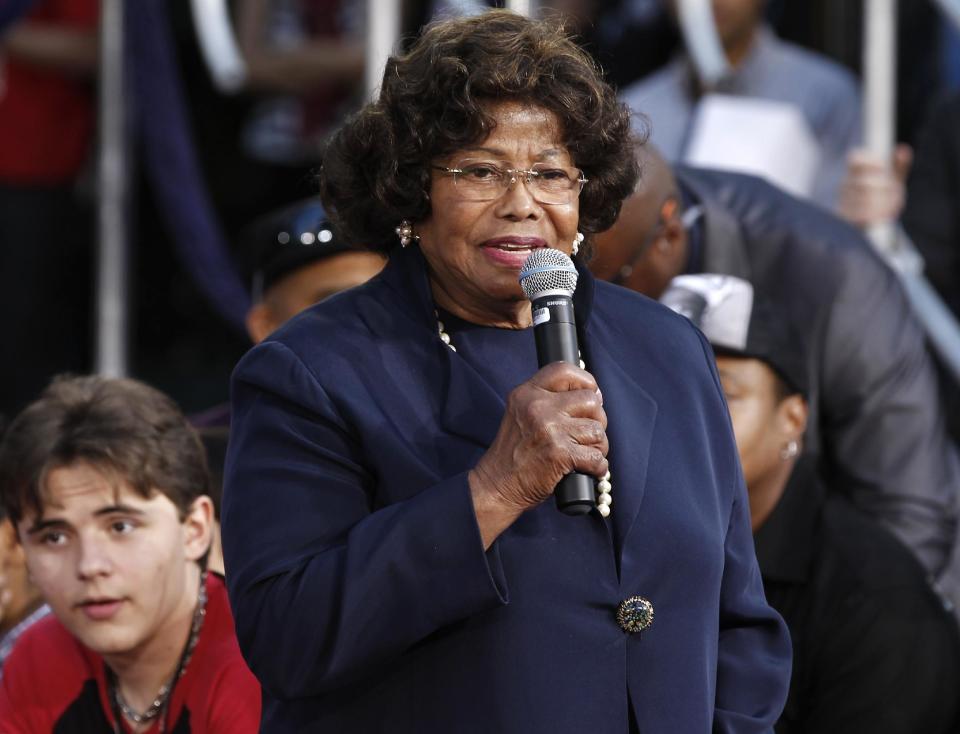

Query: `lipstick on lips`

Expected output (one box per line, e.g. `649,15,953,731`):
481,236,548,268
78,597,125,621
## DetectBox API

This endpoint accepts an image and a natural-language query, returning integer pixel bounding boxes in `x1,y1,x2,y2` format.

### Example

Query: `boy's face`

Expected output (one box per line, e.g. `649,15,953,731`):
16,462,211,659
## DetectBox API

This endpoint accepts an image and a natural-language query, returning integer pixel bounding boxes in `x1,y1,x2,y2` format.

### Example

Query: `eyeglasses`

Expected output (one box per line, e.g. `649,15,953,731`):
432,159,588,205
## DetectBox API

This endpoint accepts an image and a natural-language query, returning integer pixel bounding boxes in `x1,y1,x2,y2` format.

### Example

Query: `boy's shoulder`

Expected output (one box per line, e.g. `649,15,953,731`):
0,615,101,730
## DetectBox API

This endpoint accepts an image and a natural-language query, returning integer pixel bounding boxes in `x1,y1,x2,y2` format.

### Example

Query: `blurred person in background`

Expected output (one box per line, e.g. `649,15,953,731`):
240,199,385,346
662,273,960,734
191,199,384,576
620,0,861,208
903,91,960,321
591,147,960,618
0,507,47,675
191,197,385,431
902,92,960,441
129,0,367,414
428,0,678,88
838,90,960,442
0,376,260,732
0,418,48,673
0,0,98,418
235,0,364,167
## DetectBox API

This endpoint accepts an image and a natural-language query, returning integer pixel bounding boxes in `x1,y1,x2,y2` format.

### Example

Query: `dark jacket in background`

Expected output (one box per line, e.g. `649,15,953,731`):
904,95,960,319
758,457,960,733
902,92,960,441
677,166,960,613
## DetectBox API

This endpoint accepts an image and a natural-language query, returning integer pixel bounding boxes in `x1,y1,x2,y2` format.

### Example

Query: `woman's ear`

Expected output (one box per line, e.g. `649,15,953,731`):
182,496,214,563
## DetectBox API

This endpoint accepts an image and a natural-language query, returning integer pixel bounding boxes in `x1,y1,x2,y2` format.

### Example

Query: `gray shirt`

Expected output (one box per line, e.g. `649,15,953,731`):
621,26,862,208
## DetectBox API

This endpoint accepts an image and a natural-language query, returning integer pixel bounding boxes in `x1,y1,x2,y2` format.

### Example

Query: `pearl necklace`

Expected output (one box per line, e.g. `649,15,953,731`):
436,312,613,517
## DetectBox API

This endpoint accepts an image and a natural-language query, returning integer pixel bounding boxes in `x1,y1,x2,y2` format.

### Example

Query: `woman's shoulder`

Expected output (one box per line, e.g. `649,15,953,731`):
232,270,431,399
274,275,390,349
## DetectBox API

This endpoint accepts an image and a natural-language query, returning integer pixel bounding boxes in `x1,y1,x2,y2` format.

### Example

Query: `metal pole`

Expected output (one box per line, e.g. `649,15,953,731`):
365,0,401,102
859,0,960,382
189,0,248,94
95,0,129,377
862,0,897,255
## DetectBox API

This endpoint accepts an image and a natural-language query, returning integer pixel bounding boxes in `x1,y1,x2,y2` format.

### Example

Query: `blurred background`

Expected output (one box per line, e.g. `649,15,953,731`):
2,0,959,416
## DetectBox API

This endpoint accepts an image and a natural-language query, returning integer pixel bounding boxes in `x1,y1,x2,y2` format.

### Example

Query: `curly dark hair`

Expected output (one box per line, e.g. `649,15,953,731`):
319,10,641,254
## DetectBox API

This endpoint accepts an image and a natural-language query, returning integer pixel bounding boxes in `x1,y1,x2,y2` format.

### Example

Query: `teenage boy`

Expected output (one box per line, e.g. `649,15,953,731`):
0,376,260,732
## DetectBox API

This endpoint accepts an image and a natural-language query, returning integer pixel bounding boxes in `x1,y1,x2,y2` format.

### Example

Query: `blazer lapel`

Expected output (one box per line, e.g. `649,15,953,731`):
380,246,507,449
586,337,659,553
439,345,506,449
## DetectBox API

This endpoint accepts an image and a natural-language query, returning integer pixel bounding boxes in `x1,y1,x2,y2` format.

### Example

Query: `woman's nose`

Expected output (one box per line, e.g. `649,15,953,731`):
497,171,541,219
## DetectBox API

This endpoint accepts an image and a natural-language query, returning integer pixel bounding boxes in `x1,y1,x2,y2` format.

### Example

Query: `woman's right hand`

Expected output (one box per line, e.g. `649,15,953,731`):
469,362,609,548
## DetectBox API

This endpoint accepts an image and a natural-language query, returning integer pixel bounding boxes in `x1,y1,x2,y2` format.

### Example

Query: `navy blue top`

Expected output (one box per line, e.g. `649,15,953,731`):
435,306,537,400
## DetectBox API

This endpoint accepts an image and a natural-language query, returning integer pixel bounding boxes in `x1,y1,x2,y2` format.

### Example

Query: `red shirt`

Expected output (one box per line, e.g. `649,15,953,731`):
0,574,261,733
0,0,99,184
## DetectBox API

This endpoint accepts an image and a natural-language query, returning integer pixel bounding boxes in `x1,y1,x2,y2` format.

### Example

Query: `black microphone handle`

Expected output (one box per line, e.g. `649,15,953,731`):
531,293,597,517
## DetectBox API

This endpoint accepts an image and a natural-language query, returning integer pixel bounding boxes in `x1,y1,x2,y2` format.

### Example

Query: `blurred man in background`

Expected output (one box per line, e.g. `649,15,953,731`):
592,148,960,617
241,199,385,345
662,273,960,733
192,198,384,576
620,0,860,208
192,197,385,432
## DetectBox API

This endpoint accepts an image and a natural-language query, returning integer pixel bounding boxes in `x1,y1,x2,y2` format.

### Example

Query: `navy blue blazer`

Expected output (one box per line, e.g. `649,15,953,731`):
222,246,791,733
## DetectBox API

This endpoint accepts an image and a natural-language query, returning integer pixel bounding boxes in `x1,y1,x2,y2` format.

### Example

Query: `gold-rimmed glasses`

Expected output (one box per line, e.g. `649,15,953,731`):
432,159,588,205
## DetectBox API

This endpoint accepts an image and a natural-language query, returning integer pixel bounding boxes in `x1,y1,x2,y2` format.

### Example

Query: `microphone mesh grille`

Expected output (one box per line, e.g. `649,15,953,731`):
519,248,578,300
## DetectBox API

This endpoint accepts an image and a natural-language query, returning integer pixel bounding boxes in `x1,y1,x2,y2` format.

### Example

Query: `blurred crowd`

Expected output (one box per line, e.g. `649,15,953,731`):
3,0,960,731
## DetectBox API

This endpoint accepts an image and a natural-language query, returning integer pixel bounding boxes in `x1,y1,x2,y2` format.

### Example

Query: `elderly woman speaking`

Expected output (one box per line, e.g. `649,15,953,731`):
222,10,791,733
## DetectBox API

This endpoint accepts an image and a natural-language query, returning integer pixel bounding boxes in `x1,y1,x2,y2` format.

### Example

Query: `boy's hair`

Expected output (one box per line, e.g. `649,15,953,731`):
0,375,210,524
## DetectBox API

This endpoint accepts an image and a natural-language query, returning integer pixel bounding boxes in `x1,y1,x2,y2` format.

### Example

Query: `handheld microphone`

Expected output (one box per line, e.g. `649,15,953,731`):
519,248,597,517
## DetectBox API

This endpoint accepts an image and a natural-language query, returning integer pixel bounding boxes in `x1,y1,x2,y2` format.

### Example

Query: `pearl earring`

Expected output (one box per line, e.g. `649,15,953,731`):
780,440,799,461
572,232,585,256
396,220,418,248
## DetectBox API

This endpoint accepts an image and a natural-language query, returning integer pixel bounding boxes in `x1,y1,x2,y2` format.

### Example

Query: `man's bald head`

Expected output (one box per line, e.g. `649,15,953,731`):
590,146,688,298
636,146,680,215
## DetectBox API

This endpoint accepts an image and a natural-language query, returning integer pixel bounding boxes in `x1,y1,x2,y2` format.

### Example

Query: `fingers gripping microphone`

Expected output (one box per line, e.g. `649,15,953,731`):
520,249,597,517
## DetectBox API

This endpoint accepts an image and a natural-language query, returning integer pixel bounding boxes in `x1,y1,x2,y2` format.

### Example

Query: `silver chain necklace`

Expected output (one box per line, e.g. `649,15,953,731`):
110,572,208,732
435,312,613,515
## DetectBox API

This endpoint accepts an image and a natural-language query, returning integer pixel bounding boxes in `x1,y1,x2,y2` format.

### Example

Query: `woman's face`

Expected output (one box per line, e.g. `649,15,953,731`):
415,101,580,325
